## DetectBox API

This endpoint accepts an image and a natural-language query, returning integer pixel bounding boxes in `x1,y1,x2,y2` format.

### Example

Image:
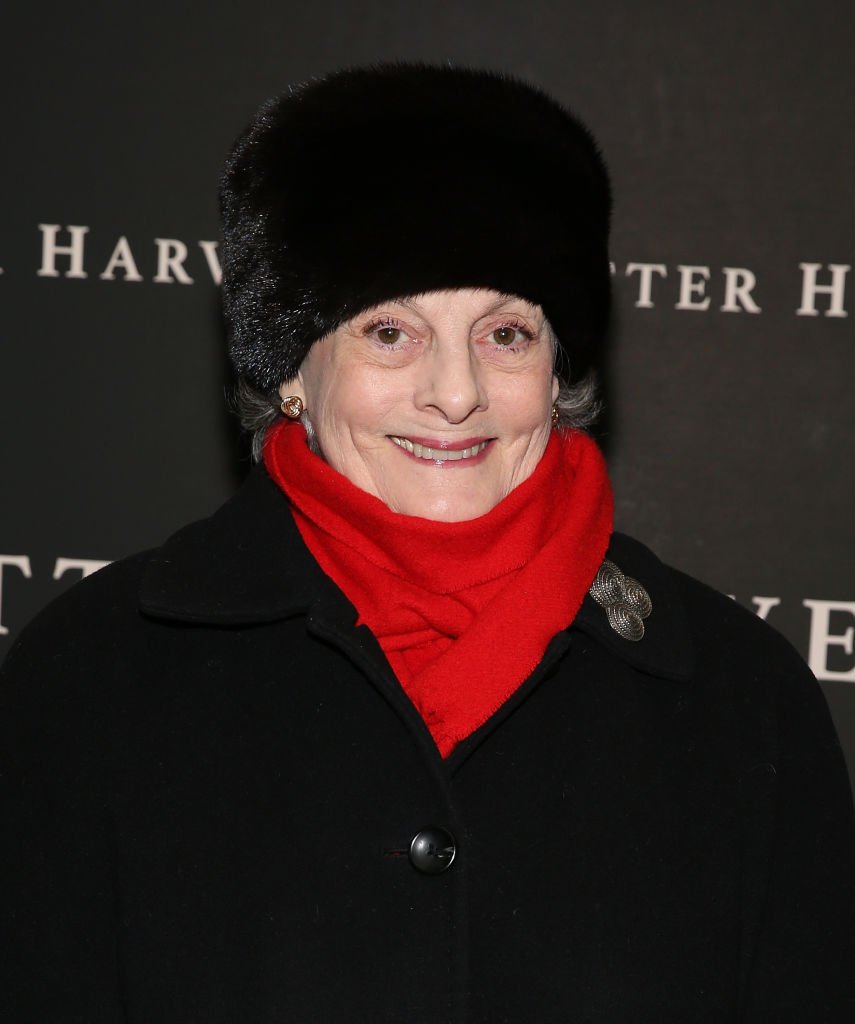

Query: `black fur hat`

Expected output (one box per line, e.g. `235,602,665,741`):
220,64,611,393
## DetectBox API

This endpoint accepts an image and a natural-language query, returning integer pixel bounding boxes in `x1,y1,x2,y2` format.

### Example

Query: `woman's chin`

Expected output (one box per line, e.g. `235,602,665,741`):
386,485,501,522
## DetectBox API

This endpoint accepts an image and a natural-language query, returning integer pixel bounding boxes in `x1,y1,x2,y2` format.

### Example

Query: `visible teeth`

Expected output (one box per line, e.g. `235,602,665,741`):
391,437,489,461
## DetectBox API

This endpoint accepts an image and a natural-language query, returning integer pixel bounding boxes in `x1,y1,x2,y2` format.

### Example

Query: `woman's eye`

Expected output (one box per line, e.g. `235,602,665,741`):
376,326,404,345
489,325,527,346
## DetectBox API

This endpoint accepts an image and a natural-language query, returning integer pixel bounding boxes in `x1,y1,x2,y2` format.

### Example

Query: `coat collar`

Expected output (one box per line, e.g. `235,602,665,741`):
573,533,694,682
139,462,694,681
139,464,320,625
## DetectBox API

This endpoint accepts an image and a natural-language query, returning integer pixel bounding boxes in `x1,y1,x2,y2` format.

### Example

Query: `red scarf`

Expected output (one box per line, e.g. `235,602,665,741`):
264,421,613,756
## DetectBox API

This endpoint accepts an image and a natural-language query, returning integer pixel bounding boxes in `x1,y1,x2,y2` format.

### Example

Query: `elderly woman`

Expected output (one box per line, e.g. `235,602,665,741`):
2,65,854,1023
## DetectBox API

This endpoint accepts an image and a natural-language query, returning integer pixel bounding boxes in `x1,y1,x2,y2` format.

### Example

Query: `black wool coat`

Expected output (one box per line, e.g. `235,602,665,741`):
2,464,854,1023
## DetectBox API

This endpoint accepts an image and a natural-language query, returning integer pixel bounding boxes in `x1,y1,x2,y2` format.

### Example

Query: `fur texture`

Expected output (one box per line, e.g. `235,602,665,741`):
220,64,612,393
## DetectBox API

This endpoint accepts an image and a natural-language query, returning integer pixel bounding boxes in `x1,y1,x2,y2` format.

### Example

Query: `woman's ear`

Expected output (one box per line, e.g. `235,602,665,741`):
551,374,560,404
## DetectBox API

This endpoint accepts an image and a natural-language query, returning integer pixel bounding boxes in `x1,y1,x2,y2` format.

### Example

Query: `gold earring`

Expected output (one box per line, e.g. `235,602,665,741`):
281,396,304,419
551,403,560,428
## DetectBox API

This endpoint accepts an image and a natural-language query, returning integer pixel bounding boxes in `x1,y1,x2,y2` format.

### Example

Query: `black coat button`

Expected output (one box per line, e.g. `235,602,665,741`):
409,826,456,874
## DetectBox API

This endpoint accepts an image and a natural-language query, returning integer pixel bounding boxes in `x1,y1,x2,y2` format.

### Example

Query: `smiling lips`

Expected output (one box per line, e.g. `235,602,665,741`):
390,436,492,463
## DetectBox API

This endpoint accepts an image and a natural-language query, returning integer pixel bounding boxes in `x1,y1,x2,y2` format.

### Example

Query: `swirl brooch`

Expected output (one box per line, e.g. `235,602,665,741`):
588,559,652,642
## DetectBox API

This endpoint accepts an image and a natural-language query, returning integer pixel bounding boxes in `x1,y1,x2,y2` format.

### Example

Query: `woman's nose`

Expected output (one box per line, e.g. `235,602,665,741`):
414,339,486,423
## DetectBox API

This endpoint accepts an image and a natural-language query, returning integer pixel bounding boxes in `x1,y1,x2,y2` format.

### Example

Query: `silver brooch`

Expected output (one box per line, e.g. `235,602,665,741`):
588,559,652,642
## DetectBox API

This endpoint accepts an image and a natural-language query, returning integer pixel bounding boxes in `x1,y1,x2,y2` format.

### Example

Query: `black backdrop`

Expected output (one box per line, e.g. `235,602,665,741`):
2,1,853,788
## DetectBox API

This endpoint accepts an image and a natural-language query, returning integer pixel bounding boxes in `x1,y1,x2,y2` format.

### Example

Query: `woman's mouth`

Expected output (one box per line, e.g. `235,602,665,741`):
389,436,492,462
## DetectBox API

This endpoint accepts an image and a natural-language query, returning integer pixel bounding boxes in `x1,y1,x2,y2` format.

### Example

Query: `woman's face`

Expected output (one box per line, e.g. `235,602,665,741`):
283,288,559,522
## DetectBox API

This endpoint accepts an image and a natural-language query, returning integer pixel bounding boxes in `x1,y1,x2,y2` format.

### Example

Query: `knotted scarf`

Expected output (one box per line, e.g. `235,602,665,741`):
264,420,613,756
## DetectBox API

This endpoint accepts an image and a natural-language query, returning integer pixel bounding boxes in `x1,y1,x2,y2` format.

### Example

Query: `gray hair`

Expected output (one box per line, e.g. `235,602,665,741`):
232,378,318,461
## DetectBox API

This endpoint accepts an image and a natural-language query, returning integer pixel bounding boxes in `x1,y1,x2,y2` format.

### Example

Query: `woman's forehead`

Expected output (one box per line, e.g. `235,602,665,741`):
353,289,544,321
